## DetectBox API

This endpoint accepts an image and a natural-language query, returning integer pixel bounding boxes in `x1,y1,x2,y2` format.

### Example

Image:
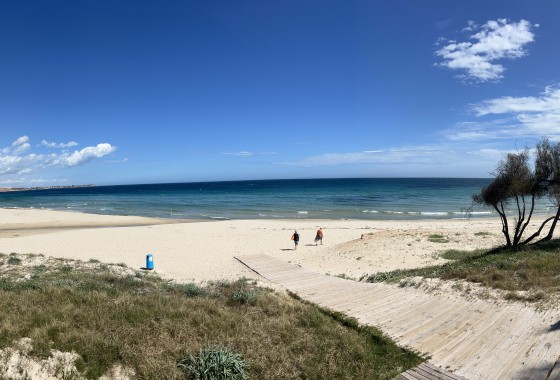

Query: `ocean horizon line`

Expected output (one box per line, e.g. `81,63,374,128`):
93,176,495,189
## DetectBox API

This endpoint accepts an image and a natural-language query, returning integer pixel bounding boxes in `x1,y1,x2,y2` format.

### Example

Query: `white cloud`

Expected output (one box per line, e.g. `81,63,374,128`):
12,136,29,147
0,178,67,185
462,20,478,33
281,144,506,176
468,86,560,138
0,153,46,175
1,136,117,177
54,144,117,167
441,86,560,142
442,118,519,141
283,146,457,166
435,19,536,82
2,136,31,156
222,151,280,157
223,151,254,156
473,85,560,116
12,143,31,155
40,140,79,148
105,158,129,164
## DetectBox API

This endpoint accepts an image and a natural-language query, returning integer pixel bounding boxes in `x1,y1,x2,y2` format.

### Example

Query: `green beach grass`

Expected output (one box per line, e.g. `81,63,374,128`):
0,253,422,379
363,239,560,302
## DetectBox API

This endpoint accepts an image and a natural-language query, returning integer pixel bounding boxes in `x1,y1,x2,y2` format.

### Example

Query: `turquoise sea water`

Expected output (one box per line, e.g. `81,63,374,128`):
0,178,550,221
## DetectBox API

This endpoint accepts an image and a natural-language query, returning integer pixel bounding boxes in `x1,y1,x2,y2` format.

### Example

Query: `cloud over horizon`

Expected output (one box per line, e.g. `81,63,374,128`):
0,136,117,181
281,85,560,174
281,144,506,173
444,85,560,141
435,19,536,83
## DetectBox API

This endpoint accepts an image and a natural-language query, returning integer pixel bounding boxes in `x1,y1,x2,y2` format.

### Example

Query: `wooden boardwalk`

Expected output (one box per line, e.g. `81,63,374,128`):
236,254,560,380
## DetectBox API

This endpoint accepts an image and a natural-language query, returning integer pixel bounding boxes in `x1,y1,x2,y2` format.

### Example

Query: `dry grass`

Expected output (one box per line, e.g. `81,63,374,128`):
0,253,422,379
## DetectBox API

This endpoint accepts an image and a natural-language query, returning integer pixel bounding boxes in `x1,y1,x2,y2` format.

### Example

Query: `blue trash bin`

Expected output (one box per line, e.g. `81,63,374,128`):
146,254,154,270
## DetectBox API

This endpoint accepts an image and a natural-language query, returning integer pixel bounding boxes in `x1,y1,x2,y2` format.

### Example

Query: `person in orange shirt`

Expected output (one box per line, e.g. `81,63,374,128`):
314,227,323,245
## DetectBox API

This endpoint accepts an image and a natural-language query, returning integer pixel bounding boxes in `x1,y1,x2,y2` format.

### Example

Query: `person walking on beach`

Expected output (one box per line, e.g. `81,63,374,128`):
291,230,300,250
314,227,323,245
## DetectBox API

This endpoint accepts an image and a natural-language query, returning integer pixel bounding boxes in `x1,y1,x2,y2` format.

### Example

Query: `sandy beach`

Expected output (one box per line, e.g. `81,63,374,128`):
0,207,557,284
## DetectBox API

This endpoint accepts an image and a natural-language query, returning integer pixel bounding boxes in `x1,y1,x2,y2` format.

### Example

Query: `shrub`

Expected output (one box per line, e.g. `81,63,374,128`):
177,345,249,380
231,290,254,305
182,283,207,298
7,256,22,265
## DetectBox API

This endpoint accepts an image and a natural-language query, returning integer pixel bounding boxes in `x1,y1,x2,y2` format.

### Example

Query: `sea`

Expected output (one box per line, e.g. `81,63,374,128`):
0,178,553,221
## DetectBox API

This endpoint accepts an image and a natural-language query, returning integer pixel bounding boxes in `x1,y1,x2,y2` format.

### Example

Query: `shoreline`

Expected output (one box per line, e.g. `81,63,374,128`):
0,204,501,222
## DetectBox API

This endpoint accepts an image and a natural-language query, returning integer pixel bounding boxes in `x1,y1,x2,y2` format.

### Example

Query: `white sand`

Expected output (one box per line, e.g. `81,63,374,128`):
0,208,557,283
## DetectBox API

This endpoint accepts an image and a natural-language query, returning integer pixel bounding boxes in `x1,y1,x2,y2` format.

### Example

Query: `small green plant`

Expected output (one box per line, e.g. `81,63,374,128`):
335,273,354,280
398,279,416,288
7,256,22,265
209,280,232,289
181,283,207,298
428,234,449,243
60,265,73,273
474,231,491,237
362,269,408,283
33,264,47,273
231,290,254,305
177,345,249,380
504,291,521,301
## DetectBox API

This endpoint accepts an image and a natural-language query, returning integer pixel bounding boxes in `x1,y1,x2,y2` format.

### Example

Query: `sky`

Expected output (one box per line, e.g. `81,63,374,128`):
1,0,559,186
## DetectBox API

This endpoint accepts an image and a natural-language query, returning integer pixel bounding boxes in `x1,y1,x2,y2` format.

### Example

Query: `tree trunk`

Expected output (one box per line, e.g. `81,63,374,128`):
523,215,556,244
517,194,535,245
495,202,511,246
512,195,526,246
539,206,560,242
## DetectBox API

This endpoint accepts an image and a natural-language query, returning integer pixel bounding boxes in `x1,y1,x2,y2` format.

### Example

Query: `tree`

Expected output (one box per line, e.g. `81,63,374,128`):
531,139,560,242
473,139,560,247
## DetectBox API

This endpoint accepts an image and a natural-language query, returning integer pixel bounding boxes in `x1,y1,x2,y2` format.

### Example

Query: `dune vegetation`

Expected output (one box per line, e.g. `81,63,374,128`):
364,239,560,303
0,253,422,379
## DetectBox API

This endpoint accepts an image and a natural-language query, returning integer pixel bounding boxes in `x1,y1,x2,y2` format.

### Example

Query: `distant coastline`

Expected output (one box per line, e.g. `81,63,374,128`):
0,184,96,193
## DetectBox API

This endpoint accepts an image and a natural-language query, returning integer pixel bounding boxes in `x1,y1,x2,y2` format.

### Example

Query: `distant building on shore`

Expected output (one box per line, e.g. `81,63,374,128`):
0,184,96,193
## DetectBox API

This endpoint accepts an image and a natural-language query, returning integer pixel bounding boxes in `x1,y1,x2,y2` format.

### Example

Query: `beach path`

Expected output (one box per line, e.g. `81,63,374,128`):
236,254,560,380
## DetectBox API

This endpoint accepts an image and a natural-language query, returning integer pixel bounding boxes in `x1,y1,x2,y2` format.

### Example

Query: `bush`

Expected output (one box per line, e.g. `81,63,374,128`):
7,256,22,265
182,283,207,298
231,290,254,305
177,346,249,380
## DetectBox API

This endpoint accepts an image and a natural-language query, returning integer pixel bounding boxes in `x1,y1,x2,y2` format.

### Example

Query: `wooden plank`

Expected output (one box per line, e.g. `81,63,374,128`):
399,362,467,380
419,363,467,380
397,372,419,380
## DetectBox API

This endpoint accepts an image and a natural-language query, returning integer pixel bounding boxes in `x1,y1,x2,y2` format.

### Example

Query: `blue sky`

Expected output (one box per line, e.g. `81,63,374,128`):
1,1,559,186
